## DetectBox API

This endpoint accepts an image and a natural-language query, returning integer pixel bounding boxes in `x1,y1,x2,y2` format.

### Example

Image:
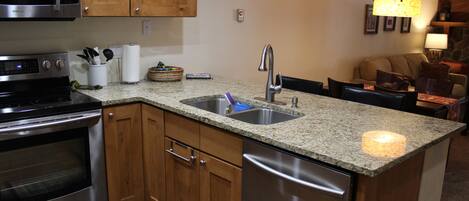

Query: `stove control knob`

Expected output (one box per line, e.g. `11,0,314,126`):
42,60,51,71
55,59,65,71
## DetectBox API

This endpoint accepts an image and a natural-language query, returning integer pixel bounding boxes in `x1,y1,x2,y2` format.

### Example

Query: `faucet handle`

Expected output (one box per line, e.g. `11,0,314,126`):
272,72,282,92
276,72,283,88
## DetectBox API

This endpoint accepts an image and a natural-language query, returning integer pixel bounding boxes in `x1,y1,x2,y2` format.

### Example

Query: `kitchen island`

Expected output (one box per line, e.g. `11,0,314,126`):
80,77,465,201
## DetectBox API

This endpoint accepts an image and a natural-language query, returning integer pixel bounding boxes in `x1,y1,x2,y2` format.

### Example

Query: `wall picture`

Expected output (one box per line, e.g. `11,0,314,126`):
383,17,396,31
364,4,379,34
401,17,412,33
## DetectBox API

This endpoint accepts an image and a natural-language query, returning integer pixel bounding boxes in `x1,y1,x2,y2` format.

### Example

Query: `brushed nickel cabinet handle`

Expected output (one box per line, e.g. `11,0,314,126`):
135,7,141,14
84,6,89,13
166,148,196,167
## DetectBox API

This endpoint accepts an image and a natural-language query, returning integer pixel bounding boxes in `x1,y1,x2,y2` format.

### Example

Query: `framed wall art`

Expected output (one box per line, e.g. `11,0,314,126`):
383,16,397,31
364,4,379,34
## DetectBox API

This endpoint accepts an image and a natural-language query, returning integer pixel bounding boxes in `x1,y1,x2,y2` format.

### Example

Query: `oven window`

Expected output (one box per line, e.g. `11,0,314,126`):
0,0,79,5
0,128,91,201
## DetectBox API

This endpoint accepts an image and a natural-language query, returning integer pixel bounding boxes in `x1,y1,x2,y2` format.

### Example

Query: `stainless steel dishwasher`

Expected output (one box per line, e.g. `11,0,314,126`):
243,140,353,201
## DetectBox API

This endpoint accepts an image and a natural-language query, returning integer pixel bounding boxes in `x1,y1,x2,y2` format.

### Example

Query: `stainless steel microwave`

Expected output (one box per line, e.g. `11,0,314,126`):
0,0,81,20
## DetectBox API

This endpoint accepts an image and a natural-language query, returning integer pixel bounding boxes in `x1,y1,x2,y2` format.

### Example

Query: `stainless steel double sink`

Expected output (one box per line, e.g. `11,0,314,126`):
180,96,302,125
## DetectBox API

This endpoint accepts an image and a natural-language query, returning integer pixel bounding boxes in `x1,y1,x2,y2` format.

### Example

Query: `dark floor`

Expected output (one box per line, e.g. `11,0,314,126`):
441,134,469,201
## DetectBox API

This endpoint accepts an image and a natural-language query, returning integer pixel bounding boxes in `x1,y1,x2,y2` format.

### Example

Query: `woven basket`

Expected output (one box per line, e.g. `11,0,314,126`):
147,66,184,82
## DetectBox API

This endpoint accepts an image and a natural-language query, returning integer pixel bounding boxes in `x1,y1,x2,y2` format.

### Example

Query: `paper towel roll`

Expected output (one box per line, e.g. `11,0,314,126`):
122,44,140,83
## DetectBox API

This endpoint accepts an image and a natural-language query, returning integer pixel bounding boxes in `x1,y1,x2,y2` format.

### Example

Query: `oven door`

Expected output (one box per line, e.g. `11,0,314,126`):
0,0,81,19
0,109,107,201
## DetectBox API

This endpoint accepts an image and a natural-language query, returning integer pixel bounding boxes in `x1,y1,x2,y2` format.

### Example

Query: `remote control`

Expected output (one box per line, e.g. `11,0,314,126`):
186,73,213,80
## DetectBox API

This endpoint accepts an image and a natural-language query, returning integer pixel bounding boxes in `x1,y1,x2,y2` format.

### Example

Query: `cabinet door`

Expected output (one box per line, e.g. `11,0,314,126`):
142,105,166,201
165,138,200,201
82,0,130,16
131,0,197,17
103,104,144,201
200,153,242,201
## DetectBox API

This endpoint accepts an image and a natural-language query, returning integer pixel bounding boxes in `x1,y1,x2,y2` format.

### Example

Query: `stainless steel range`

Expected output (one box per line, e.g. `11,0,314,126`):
0,53,107,201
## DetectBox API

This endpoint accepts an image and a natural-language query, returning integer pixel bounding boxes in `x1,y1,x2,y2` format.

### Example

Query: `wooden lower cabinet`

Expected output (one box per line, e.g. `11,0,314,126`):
200,153,242,201
104,104,242,201
142,105,166,201
103,104,144,201
165,137,200,201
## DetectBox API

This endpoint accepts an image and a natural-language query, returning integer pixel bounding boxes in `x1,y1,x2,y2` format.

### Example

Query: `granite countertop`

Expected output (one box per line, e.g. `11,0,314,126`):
79,77,466,177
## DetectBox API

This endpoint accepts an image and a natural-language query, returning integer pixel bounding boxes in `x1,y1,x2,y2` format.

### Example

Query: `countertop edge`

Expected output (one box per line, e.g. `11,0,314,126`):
98,96,465,177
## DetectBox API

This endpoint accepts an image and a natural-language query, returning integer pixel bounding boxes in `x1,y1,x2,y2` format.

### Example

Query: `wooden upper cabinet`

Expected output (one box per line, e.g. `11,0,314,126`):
82,0,130,16
131,0,197,17
103,104,144,201
200,152,242,201
142,105,166,201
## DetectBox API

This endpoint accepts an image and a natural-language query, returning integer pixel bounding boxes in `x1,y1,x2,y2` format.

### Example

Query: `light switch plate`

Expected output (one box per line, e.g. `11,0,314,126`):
142,20,152,36
236,9,245,23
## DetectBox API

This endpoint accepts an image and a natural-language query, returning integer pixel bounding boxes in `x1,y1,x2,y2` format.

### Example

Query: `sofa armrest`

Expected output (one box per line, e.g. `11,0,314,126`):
449,73,468,88
449,73,468,98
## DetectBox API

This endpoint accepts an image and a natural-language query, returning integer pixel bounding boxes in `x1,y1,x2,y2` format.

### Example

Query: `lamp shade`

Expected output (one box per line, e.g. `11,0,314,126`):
425,33,448,49
373,0,422,17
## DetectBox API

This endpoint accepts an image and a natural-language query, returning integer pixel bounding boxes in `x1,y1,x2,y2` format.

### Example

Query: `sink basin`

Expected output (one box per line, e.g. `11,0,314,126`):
181,96,302,125
181,97,231,115
227,108,301,125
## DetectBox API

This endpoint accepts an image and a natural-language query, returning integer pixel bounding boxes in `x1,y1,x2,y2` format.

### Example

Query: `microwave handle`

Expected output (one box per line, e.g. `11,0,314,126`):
243,154,345,198
0,111,101,141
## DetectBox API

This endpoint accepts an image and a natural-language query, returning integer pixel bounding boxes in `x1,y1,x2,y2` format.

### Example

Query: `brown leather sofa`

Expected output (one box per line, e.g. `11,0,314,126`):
353,53,467,98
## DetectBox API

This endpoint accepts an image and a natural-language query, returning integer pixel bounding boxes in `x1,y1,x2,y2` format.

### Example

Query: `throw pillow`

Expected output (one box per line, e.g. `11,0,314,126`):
376,70,411,91
440,60,463,74
420,62,450,80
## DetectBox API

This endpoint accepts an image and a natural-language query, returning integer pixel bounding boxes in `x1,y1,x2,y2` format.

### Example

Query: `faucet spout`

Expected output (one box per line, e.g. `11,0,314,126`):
258,44,282,103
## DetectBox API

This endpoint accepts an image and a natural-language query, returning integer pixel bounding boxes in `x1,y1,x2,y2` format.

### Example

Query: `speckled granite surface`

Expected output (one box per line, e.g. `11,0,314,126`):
79,78,466,177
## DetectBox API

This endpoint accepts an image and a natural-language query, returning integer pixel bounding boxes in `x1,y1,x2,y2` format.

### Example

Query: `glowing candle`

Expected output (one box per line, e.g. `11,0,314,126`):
362,130,407,158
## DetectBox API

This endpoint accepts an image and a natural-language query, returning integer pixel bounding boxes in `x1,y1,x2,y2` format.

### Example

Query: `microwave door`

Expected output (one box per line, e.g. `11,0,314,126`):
0,0,81,20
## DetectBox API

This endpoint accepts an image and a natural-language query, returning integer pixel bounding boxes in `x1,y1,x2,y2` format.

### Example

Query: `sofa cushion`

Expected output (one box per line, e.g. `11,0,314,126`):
389,55,413,78
420,62,450,80
404,53,429,79
359,58,392,81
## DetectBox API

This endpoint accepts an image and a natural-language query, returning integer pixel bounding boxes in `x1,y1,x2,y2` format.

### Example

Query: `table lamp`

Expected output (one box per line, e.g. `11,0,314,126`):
425,33,448,63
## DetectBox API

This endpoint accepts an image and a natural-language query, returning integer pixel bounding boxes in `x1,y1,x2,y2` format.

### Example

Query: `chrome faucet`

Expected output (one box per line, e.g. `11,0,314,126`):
258,44,282,103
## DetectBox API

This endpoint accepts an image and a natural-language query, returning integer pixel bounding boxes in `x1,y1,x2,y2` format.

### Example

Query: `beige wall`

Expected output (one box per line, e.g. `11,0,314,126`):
0,0,438,84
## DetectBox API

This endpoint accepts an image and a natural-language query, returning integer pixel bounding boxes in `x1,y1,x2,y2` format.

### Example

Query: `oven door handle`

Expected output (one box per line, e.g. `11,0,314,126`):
0,110,101,141
243,154,345,198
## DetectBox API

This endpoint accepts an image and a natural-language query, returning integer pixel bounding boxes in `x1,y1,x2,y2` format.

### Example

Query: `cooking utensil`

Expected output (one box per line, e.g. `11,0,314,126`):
77,54,91,64
86,47,99,57
103,49,114,62
83,49,95,65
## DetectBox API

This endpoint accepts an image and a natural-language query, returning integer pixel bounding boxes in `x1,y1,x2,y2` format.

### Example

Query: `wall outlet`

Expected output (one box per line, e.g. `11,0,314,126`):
142,20,152,36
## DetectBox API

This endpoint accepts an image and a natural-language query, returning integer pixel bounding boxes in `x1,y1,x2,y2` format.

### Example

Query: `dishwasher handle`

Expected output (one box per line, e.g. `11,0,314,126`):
243,154,345,198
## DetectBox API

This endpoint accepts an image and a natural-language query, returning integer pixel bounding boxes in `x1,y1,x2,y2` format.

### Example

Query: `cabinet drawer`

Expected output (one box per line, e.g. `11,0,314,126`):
165,112,200,148
200,125,243,167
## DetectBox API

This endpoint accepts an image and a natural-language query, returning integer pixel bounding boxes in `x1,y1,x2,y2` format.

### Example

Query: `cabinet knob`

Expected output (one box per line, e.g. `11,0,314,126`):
200,160,206,166
84,6,89,13
108,113,114,119
135,7,141,14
